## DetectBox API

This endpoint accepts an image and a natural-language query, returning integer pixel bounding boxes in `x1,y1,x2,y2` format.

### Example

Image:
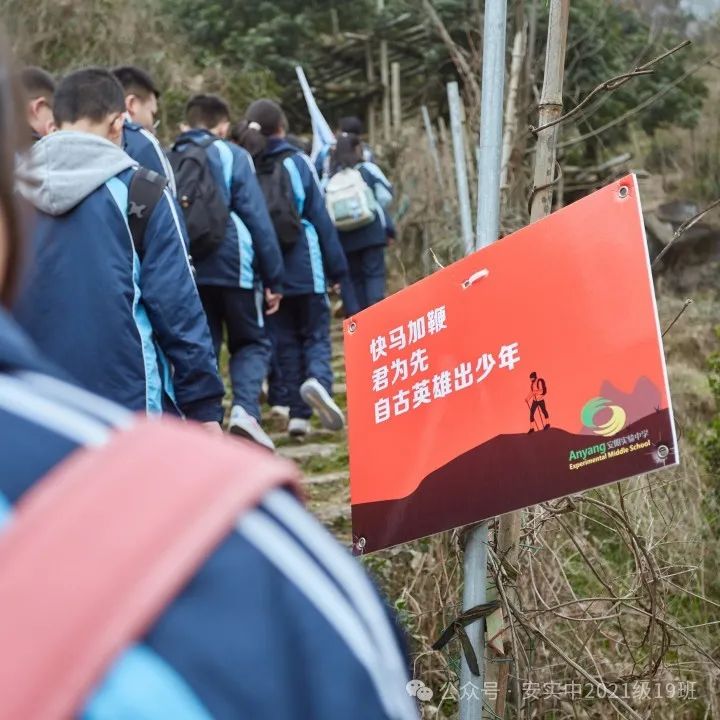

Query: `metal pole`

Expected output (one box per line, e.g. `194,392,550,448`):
475,0,508,250
461,2,508,719
447,81,474,255
460,523,489,720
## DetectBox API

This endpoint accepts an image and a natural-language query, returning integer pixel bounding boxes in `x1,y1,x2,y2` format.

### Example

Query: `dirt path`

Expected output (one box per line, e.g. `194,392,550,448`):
267,323,353,544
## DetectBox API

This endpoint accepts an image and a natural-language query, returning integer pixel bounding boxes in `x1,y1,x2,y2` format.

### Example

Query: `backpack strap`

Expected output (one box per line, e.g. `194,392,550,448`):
128,167,168,259
256,148,296,175
0,418,299,720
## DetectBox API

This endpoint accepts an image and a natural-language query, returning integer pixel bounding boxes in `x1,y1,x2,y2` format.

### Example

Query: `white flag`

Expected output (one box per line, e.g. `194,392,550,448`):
295,66,335,161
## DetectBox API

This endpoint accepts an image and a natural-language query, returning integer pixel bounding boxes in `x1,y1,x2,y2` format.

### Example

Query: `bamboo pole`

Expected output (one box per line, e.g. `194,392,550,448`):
529,0,570,221
500,28,527,195
391,61,402,132
421,105,444,186
378,0,391,141
366,42,377,147
447,81,474,255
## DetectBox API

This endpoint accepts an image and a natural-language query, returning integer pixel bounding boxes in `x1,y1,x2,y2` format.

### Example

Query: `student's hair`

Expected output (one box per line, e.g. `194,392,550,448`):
20,66,55,103
53,68,125,126
1,48,31,305
233,99,287,159
338,116,364,135
112,65,160,100
185,94,230,129
331,133,363,173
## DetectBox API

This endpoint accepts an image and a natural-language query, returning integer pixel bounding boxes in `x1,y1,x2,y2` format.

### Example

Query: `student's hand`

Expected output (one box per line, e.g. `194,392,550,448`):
265,289,282,315
203,422,224,435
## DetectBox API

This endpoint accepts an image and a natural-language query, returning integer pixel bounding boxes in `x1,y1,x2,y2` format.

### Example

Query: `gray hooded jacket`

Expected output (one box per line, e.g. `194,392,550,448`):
16,131,136,216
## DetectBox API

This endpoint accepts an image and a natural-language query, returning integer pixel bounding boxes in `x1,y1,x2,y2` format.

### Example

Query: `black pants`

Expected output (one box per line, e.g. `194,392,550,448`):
198,285,271,421
530,399,549,423
266,294,333,419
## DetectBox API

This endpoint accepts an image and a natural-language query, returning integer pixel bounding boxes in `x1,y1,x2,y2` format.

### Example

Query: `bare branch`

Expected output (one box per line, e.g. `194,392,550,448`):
531,40,691,135
653,196,720,268
556,51,720,150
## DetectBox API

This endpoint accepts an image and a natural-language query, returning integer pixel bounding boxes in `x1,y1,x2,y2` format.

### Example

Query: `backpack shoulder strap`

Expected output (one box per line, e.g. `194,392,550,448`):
128,167,168,258
0,418,299,720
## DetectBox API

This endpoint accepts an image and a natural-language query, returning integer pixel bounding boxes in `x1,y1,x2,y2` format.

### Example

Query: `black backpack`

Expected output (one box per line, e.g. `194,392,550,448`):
127,167,168,258
254,150,303,251
168,136,229,262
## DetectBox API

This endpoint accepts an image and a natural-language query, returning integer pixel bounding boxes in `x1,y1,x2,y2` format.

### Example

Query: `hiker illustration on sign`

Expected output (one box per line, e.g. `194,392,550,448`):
344,175,678,553
527,371,550,432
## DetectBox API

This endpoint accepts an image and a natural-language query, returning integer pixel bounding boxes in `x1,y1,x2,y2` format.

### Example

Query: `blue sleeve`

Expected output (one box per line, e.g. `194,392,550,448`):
362,162,394,209
124,128,177,197
230,146,284,294
296,155,349,284
141,189,224,422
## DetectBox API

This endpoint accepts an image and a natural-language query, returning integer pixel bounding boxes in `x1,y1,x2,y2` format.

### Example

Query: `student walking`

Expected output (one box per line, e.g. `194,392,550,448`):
315,116,383,183
325,133,395,311
171,94,284,448
113,65,176,194
14,68,224,426
236,99,350,438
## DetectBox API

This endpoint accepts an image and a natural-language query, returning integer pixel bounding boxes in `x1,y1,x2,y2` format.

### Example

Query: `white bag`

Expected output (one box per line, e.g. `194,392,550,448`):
325,168,377,231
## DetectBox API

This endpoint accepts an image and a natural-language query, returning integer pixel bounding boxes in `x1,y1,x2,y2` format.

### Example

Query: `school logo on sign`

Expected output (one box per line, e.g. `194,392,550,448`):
581,397,627,437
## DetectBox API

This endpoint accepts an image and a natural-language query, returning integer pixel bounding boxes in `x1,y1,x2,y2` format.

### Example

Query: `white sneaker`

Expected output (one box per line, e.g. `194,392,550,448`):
228,405,275,451
300,378,345,431
270,405,290,420
288,417,310,438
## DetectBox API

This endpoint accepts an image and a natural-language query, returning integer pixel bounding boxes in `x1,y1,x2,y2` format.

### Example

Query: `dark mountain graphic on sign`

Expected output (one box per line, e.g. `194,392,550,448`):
580,376,662,434
353,409,674,553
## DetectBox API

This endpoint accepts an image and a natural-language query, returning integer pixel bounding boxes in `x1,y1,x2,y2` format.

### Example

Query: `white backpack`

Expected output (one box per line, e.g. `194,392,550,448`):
325,168,377,231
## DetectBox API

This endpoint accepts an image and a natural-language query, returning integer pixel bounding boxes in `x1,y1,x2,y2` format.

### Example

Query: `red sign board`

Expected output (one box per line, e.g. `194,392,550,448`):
344,175,678,553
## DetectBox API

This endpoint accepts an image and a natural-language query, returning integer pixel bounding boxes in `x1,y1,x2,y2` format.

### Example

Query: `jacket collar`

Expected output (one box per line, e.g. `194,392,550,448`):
175,128,217,143
265,138,297,156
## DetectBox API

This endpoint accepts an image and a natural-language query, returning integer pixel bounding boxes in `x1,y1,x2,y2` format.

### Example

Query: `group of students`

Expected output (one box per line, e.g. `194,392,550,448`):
16,64,395,451
0,52,417,719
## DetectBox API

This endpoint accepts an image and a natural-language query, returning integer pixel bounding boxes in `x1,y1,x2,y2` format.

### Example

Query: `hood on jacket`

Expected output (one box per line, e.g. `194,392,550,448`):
264,138,299,158
15,131,136,216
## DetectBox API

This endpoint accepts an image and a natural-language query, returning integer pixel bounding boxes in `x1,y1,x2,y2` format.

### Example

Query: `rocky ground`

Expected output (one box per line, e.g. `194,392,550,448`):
264,322,353,545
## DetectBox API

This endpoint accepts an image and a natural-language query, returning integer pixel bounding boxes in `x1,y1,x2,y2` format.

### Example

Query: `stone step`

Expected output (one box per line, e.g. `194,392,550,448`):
301,470,349,486
270,427,340,445
277,442,341,463
314,503,352,526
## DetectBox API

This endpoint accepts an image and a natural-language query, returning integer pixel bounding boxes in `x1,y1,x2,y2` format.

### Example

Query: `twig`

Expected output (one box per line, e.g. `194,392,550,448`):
422,0,480,109
556,52,720,150
662,299,693,337
427,247,446,270
653,196,720,268
531,40,690,135
511,610,645,720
